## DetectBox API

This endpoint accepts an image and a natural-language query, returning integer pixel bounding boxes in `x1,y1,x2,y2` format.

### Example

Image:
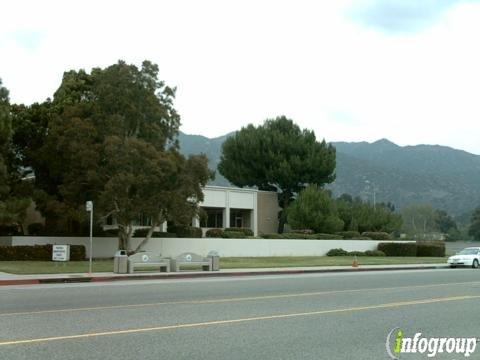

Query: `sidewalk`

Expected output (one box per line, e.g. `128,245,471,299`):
0,263,448,286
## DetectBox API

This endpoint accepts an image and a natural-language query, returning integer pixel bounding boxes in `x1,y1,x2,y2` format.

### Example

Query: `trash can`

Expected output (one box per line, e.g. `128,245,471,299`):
114,250,128,274
208,250,220,271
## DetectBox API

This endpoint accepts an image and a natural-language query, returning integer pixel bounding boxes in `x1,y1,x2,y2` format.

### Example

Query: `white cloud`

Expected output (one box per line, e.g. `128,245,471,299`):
1,0,479,154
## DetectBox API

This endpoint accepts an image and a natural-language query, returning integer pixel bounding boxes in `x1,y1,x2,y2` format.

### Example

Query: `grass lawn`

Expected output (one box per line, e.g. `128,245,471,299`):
0,256,446,275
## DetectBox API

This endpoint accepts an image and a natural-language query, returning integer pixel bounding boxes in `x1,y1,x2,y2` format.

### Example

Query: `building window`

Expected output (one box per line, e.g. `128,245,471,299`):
201,208,223,228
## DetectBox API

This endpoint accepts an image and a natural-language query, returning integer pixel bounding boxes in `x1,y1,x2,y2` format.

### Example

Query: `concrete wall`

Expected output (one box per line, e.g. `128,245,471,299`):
5,236,414,258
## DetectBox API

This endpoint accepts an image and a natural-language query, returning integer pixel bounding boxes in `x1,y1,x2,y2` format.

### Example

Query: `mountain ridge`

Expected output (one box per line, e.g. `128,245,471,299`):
177,131,480,217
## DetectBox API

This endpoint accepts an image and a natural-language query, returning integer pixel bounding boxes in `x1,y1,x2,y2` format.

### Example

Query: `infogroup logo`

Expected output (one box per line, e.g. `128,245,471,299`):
386,328,478,359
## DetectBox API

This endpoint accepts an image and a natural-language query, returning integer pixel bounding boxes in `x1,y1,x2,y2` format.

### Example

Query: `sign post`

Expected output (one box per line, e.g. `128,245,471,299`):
52,245,70,261
86,201,93,274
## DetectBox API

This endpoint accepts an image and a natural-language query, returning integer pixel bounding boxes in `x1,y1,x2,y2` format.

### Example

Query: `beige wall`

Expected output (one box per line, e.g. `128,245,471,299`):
257,191,279,234
6,236,413,258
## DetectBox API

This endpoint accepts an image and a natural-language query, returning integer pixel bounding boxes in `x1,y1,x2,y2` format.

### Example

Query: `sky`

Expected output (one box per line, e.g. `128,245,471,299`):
1,0,480,154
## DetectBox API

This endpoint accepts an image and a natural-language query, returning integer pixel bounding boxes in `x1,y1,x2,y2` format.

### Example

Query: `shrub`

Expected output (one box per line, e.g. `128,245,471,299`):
335,231,361,239
27,223,46,236
0,224,22,236
224,227,254,237
103,229,119,237
416,241,446,257
133,229,178,238
205,228,224,238
326,248,349,256
313,233,343,240
222,231,246,238
362,232,391,240
348,250,366,256
282,233,314,239
168,225,203,238
0,244,86,261
290,229,315,235
260,233,284,239
364,250,386,256
133,228,150,238
377,242,417,256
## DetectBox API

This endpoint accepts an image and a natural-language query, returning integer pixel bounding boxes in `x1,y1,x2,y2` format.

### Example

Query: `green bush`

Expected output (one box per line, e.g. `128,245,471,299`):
222,231,246,238
313,233,343,240
327,248,387,257
224,227,254,237
103,229,119,237
0,245,86,261
290,229,315,235
0,225,23,236
416,241,445,257
348,250,366,256
335,231,361,239
260,233,284,239
364,250,386,256
133,228,181,238
362,232,391,240
27,223,46,236
205,228,224,238
377,242,417,256
282,233,314,239
168,225,203,238
326,248,349,256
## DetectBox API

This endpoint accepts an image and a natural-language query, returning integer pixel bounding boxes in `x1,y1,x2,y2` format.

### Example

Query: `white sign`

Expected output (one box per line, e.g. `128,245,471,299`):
86,201,93,212
52,245,70,262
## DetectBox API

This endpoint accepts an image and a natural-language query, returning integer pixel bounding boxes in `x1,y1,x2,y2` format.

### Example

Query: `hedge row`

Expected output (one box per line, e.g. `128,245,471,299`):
132,229,177,238
0,245,86,261
326,248,386,256
377,241,445,257
205,228,254,238
261,233,343,239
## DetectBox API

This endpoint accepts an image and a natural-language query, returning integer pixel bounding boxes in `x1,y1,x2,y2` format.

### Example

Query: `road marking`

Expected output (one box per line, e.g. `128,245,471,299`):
2,280,480,318
1,295,479,347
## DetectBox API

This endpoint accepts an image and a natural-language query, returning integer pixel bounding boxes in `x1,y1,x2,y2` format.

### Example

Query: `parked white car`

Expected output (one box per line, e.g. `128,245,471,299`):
447,247,480,268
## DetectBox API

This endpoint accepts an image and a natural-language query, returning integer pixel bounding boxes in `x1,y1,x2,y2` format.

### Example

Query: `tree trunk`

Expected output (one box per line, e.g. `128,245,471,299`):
134,221,158,253
117,223,133,251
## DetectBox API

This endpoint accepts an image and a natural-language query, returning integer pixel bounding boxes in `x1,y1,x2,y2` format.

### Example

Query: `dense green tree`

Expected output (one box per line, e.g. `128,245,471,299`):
434,209,457,234
286,185,343,233
468,207,480,241
218,116,336,232
11,61,211,249
401,204,437,236
0,79,30,229
336,195,402,234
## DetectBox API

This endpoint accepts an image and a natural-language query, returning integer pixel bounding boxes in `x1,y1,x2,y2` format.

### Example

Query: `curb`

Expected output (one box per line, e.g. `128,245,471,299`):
0,265,448,286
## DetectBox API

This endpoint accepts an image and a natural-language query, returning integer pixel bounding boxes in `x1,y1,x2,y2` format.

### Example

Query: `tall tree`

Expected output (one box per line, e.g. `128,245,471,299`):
218,116,336,232
0,79,30,228
434,209,457,234
286,185,344,233
11,61,211,249
468,207,480,241
336,195,402,233
401,204,437,236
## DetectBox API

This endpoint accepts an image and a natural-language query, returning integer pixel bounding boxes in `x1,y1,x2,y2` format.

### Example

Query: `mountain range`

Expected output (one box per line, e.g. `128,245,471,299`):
178,132,480,219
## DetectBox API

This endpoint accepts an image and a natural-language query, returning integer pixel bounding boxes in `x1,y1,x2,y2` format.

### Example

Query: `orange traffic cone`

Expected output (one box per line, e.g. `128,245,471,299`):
352,255,359,268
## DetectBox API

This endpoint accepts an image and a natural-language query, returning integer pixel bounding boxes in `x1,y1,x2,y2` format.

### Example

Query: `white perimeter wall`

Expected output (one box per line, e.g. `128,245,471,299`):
3,236,414,258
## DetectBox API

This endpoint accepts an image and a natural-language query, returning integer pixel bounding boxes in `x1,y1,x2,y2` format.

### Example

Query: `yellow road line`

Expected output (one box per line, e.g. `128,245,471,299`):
2,280,480,318
1,295,479,347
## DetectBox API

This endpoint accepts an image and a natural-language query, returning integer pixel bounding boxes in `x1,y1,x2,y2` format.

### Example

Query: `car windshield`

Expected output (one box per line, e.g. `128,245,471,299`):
458,249,479,255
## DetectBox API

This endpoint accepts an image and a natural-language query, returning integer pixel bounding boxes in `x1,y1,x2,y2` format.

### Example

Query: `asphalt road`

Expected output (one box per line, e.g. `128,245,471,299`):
1,268,480,360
